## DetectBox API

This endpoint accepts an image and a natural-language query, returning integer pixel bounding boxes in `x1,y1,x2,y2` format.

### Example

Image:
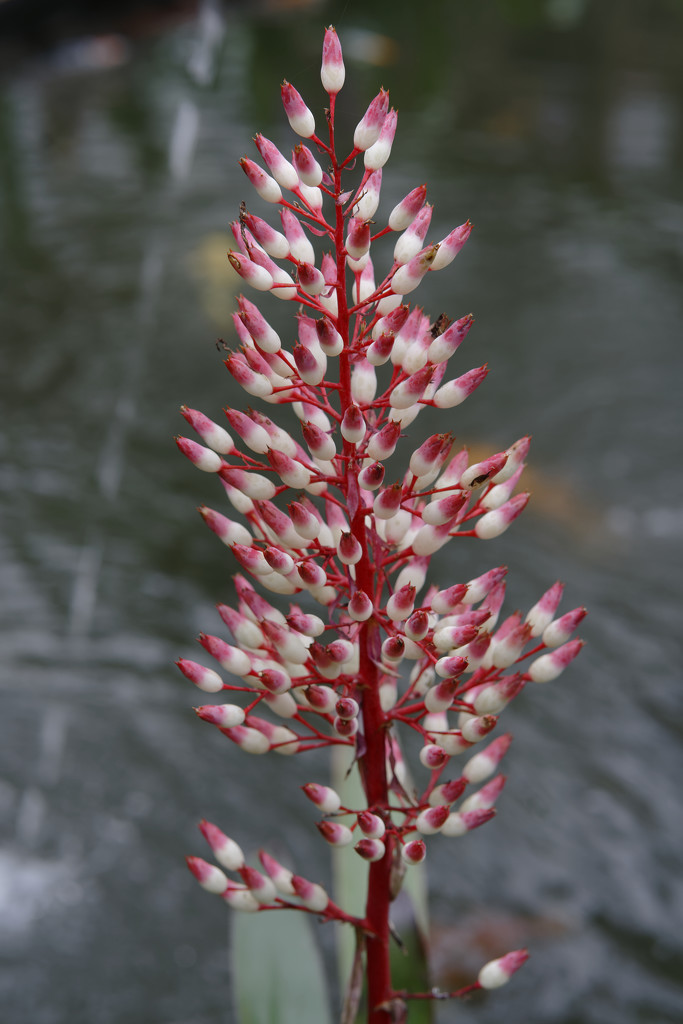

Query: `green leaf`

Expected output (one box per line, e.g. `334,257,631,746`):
231,906,332,1024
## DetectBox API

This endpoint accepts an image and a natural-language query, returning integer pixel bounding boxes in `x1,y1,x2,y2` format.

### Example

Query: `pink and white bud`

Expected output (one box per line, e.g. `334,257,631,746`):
441,807,496,837
262,619,310,664
432,623,479,653
409,432,452,479
460,452,509,490
386,584,416,621
263,546,295,576
199,820,245,871
459,774,506,814
524,581,564,636
289,501,321,541
367,420,402,461
542,607,587,647
493,435,532,483
341,404,366,443
364,107,398,170
241,213,290,260
355,838,386,862
259,851,295,896
528,638,583,683
472,674,525,715
475,493,530,539
433,364,489,408
305,684,337,713
393,203,433,265
317,821,354,847
223,883,260,912
291,875,329,912
431,729,473,756
315,316,344,356
412,520,454,557
239,865,277,904
422,491,468,527
478,949,529,989
348,590,373,621
195,703,246,729
239,157,282,203
293,143,323,186
338,532,363,565
175,436,223,473
321,26,345,94
416,804,450,835
353,88,390,150
223,408,271,453
286,609,325,638
293,341,325,386
405,610,430,641
336,697,360,720
389,365,433,409
180,406,234,454
490,621,532,669
358,461,385,491
281,81,315,138
428,776,467,807
345,217,372,260
351,168,382,221
435,654,468,679
366,330,395,366
425,678,459,713
258,667,292,695
219,724,271,755
237,300,282,355
224,354,273,399
430,220,472,271
280,207,315,265
177,658,225,694
351,359,378,404
198,634,252,676
419,743,450,769
297,262,326,296
388,184,427,232
402,839,427,865
254,134,299,191
302,419,337,461
480,465,524,511
462,566,507,605
302,783,342,814
382,635,405,663
391,244,439,295
427,313,475,364
357,812,386,839
334,715,359,738
462,734,512,783
327,639,356,665
461,714,497,743
266,447,312,489
431,582,469,614
230,542,272,576
186,856,229,894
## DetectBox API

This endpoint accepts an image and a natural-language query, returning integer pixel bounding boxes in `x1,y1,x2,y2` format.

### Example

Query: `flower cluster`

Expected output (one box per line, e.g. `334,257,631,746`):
176,27,584,1019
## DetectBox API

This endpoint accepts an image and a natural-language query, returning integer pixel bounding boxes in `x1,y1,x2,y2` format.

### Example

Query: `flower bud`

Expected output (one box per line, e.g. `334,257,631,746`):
430,220,472,271
391,244,439,295
428,776,467,807
175,436,223,473
186,856,228,894
405,610,429,641
355,838,386,861
239,157,282,203
334,715,359,738
180,406,234,454
199,820,245,871
194,703,246,729
348,590,373,621
416,805,450,835
433,364,488,408
254,134,299,191
302,783,342,814
358,812,386,839
315,316,344,356
297,261,326,296
478,949,529,989
259,851,296,895
341,404,366,443
241,213,289,260
198,634,252,676
459,774,506,814
475,493,529,539
528,638,583,682
321,26,345,94
353,88,390,150
338,531,362,565
386,584,416,621
291,875,329,912
435,654,468,679
427,313,474,364
431,583,469,614
388,184,427,232
176,658,224,693
358,461,385,490
460,452,508,490
542,607,587,647
402,839,426,865
223,883,261,912
366,420,402,461
336,697,360,720
393,204,433,265
364,108,397,169
439,807,494,837
419,744,450,769
281,81,315,137
317,821,354,846
382,635,405,663
424,678,458,713
293,143,323,186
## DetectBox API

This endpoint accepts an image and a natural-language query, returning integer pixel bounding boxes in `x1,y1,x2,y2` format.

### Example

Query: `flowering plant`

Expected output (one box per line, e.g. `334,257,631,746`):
175,27,585,1024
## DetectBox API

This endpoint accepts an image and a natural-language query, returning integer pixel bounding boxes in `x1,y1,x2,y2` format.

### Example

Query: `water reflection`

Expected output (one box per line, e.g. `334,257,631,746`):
1,2,682,1023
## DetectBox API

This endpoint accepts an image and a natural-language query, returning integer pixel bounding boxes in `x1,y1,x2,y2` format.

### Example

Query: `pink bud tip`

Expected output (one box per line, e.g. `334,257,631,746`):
281,81,315,138
302,783,342,814
186,856,228,894
321,26,345,94
402,839,427,865
354,838,386,862
175,436,223,473
478,949,529,989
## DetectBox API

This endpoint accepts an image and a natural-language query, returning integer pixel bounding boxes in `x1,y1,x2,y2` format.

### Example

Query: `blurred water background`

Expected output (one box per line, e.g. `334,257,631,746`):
1,0,682,1022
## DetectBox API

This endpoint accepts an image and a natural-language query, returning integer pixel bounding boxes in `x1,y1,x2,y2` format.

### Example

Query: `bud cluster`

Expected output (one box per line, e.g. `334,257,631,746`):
178,27,584,1018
